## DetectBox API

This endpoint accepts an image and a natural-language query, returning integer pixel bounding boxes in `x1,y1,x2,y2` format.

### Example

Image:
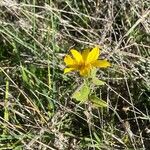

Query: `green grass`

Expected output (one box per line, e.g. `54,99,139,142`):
0,0,150,149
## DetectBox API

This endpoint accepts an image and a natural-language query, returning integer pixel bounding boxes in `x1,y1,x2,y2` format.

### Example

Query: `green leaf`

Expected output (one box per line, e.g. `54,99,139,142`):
92,77,105,86
90,68,97,78
90,95,107,108
72,84,90,103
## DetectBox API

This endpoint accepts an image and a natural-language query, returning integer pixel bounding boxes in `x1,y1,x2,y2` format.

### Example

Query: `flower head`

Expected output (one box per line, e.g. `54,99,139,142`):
64,46,110,76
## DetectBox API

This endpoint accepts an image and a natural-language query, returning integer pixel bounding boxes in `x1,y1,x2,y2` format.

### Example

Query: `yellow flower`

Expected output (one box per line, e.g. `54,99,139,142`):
64,46,111,76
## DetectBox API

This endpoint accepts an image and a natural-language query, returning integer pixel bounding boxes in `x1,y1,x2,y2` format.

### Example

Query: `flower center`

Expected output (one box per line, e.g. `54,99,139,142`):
78,62,90,70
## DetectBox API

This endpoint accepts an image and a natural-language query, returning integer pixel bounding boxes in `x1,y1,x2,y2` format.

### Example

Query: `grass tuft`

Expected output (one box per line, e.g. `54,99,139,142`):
0,0,150,149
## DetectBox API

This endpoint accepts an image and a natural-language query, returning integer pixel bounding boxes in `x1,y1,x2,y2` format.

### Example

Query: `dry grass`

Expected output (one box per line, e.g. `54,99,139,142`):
0,0,150,149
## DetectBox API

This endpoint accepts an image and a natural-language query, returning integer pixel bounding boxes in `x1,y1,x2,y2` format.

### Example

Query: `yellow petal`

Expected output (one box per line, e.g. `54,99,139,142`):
79,69,89,76
92,60,111,68
78,64,92,76
81,48,90,61
70,49,83,63
64,68,76,74
64,55,75,66
86,46,100,63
